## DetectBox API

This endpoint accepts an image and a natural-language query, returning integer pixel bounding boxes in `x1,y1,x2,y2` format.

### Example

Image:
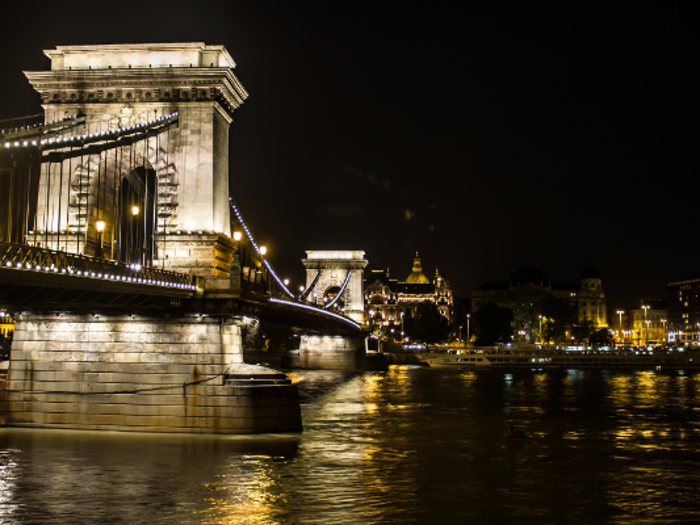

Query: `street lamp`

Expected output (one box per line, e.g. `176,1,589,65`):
259,246,267,256
661,318,667,342
645,320,650,346
131,206,139,216
95,220,106,254
642,305,650,346
233,231,243,241
466,314,471,344
538,314,543,343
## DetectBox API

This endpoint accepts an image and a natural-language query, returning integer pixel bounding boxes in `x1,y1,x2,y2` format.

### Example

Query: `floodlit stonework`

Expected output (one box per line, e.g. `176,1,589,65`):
26,43,248,278
2,315,301,433
302,250,368,324
0,44,304,434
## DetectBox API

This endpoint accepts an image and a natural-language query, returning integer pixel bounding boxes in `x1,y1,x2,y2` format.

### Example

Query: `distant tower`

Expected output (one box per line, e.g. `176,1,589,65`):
577,267,607,327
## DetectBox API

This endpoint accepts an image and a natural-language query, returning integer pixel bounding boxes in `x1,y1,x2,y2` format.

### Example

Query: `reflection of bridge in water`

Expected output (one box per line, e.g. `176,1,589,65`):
0,43,368,434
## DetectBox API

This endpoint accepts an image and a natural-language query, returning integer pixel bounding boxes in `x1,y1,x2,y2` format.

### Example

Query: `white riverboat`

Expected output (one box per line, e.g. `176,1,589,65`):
416,344,700,370
417,345,557,368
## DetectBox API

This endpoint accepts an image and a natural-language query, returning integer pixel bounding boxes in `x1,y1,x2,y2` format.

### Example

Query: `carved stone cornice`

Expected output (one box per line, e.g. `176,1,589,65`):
25,68,248,117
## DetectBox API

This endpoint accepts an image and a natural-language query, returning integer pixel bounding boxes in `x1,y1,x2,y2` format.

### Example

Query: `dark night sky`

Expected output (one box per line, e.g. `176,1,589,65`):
1,2,697,315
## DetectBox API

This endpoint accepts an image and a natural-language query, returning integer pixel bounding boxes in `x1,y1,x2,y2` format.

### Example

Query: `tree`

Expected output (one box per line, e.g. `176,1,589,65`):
539,296,579,343
472,301,514,345
571,317,597,344
404,302,450,343
589,328,614,348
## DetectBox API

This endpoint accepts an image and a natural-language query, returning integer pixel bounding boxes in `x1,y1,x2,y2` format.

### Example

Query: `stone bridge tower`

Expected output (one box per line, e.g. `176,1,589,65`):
25,43,248,278
301,250,368,324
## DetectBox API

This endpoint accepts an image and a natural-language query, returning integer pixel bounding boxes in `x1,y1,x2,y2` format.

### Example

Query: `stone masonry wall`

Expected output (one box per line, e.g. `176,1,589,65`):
2,315,301,433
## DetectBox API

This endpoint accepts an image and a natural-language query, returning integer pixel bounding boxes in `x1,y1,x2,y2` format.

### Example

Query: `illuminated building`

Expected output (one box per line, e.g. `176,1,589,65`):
667,278,700,342
364,253,454,331
624,301,667,345
471,267,608,327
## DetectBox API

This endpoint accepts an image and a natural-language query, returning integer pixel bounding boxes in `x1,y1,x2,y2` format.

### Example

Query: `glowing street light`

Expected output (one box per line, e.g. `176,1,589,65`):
259,246,267,256
642,305,650,346
661,318,667,341
96,220,106,252
233,231,243,241
131,205,139,216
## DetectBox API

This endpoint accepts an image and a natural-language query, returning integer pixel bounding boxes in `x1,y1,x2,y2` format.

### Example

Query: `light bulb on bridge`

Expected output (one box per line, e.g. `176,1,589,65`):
259,246,267,256
95,220,106,232
233,231,242,241
283,278,289,286
131,206,140,216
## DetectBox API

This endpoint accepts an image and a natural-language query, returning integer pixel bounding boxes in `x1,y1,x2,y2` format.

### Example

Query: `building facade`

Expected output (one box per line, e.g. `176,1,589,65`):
364,253,454,333
667,278,700,343
471,267,608,328
623,302,667,345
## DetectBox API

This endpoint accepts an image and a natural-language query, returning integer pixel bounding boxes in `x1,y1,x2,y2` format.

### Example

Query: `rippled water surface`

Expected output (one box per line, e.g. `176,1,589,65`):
3,367,700,524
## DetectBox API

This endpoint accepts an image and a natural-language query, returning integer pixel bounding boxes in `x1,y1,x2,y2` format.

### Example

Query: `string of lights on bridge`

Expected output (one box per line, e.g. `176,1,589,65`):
2,112,179,149
268,297,361,330
229,198,295,299
2,259,197,289
228,199,360,328
0,113,74,135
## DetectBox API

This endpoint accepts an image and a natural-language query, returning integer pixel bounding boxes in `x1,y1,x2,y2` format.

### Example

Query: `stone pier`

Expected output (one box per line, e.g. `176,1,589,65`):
283,334,387,371
0,314,301,433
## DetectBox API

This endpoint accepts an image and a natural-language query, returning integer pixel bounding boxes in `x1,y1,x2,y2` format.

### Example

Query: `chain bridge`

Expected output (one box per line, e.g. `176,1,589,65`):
0,43,366,435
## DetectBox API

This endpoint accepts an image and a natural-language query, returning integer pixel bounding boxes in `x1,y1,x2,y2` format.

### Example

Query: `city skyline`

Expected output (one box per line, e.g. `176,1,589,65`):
0,3,696,312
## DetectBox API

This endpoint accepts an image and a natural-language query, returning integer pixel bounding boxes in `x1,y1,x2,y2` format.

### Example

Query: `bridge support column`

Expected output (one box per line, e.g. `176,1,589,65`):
284,334,387,371
0,314,301,434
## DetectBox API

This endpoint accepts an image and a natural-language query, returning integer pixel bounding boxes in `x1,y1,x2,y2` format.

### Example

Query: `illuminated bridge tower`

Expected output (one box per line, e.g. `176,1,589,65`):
285,250,386,370
26,43,247,277
301,250,368,324
0,44,303,434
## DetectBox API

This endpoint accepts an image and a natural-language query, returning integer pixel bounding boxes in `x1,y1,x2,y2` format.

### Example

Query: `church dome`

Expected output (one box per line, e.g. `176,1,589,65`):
406,253,430,283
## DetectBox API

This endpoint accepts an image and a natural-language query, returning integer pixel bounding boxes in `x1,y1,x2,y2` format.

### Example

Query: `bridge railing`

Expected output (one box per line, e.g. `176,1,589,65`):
0,242,197,290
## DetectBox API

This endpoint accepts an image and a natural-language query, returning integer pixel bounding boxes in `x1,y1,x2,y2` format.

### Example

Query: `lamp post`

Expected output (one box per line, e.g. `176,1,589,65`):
130,205,139,265
617,310,624,343
538,314,543,343
466,314,471,345
661,318,667,343
95,220,105,258
642,305,650,346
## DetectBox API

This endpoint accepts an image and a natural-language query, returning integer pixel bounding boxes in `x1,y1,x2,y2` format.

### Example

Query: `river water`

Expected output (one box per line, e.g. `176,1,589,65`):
2,366,700,524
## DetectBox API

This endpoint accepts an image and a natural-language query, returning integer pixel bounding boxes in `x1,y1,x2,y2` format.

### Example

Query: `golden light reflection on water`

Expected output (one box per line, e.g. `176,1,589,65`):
195,456,283,525
4,370,700,523
459,371,478,385
285,371,306,385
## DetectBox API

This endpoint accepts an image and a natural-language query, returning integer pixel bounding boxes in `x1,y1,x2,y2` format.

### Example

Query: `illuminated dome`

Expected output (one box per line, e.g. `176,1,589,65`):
405,253,430,283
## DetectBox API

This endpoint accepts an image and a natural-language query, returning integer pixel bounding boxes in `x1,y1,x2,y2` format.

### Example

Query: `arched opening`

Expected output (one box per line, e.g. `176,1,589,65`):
324,286,345,309
118,167,156,265
370,295,385,305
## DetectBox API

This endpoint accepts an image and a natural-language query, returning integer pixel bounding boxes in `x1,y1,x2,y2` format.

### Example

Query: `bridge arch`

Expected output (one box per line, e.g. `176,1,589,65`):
301,251,368,324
